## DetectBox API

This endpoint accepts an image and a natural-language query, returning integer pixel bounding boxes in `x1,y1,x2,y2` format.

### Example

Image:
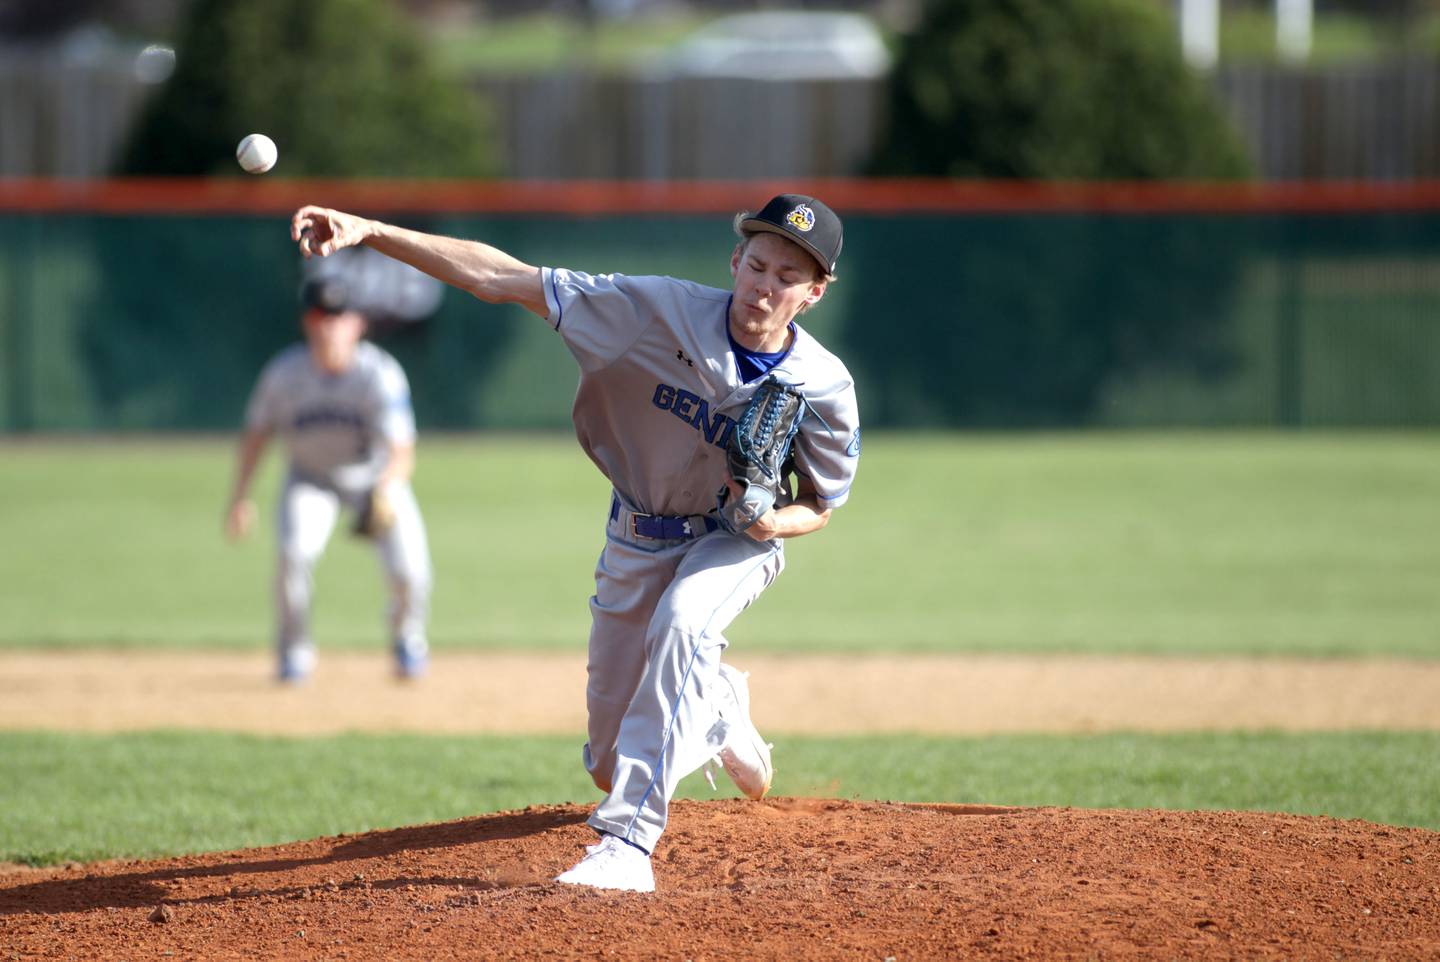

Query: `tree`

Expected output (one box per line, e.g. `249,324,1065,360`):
871,0,1249,179
87,0,509,430
847,0,1250,427
117,0,497,176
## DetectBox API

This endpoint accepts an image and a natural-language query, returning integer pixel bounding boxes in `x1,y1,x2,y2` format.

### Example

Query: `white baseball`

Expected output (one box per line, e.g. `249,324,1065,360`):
235,133,278,175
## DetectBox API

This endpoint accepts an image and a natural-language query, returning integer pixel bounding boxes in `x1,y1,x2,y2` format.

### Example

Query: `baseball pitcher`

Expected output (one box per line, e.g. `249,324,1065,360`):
225,278,433,683
288,193,860,892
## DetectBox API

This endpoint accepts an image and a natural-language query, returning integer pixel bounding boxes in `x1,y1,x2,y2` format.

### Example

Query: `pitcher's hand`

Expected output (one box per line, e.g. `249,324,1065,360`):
292,206,373,258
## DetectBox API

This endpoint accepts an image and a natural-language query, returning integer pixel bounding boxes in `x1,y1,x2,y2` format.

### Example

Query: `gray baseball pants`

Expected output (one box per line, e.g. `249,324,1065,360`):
275,474,432,664
583,498,784,853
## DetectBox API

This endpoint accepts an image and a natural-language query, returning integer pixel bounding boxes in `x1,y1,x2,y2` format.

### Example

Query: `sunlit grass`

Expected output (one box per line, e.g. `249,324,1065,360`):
4,729,1436,865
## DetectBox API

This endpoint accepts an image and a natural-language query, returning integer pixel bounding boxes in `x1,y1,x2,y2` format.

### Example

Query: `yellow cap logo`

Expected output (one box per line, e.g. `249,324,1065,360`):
785,204,816,232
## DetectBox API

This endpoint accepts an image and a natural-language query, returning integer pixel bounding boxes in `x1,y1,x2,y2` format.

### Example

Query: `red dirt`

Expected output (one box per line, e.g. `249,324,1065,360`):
3,799,1438,960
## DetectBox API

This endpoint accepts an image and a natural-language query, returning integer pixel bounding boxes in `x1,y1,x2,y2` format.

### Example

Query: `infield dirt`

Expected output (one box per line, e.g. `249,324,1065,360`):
6,650,1440,733
4,799,1440,960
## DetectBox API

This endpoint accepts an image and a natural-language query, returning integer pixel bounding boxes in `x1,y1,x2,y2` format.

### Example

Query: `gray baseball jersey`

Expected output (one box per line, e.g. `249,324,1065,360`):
244,341,430,678
542,268,861,517
541,266,860,853
245,341,416,493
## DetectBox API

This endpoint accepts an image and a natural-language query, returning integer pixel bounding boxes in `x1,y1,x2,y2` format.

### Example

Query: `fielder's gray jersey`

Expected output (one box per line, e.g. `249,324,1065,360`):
541,268,861,517
244,342,415,493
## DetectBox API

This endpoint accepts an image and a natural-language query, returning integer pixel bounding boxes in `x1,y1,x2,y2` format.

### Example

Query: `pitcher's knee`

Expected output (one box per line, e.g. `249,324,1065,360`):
583,742,615,793
646,604,710,648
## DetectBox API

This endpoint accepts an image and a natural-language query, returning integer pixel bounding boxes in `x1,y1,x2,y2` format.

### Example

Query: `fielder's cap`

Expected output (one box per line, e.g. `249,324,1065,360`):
299,276,355,315
738,193,843,276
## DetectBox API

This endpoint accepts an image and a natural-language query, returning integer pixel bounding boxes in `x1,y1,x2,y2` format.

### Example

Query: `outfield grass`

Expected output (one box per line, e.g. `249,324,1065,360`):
428,12,706,76
426,10,1438,75
1,432,1437,656
3,729,1436,866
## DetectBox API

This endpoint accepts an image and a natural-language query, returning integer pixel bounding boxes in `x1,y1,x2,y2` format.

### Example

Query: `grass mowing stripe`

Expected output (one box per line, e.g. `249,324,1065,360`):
3,432,1438,655
0,732,593,867
4,730,1438,866
781,732,1440,831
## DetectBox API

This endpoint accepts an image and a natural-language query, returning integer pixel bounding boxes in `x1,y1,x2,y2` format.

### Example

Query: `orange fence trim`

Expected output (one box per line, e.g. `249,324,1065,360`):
5,178,1440,215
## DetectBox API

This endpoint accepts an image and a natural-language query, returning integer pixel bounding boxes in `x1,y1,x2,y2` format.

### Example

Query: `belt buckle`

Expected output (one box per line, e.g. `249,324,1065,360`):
630,512,654,540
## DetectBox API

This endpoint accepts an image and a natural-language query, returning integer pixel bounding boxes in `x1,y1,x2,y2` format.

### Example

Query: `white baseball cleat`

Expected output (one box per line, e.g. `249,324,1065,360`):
555,834,655,893
714,663,774,800
392,642,428,681
277,644,317,685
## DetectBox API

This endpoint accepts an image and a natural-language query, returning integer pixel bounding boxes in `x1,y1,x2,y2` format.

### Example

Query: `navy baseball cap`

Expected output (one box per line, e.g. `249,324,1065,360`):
738,193,843,276
299,276,355,315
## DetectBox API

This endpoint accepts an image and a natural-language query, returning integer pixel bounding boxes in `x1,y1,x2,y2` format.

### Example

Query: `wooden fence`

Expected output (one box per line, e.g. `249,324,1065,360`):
472,73,883,179
0,47,153,178
1216,58,1440,180
3,46,1439,180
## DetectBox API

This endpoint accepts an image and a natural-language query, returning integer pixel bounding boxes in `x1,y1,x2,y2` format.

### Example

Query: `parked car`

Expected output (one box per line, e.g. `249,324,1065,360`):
659,11,890,80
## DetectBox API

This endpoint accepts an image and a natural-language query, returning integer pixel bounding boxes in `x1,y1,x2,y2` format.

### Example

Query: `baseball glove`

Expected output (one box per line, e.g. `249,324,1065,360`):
352,484,398,539
716,375,809,534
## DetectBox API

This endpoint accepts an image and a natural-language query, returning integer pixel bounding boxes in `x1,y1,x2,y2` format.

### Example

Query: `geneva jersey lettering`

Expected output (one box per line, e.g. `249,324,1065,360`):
542,267,860,518
244,341,416,492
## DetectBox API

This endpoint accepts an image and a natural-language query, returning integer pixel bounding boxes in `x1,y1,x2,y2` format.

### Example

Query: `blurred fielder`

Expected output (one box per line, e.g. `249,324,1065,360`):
289,193,860,892
224,277,433,683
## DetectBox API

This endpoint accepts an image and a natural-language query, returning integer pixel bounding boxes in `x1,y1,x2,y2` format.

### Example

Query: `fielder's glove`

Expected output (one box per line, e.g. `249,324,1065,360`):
352,483,398,539
716,375,810,534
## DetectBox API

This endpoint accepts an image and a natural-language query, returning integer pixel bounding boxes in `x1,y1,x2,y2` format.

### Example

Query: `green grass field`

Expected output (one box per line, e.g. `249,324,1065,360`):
1,432,1436,656
4,730,1438,865
3,431,1438,867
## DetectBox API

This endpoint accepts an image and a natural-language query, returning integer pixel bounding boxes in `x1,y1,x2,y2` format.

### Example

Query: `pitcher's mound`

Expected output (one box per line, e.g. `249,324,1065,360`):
4,799,1438,959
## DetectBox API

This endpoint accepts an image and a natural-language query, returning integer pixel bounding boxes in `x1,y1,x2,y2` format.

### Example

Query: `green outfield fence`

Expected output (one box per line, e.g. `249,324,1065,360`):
3,179,1440,432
